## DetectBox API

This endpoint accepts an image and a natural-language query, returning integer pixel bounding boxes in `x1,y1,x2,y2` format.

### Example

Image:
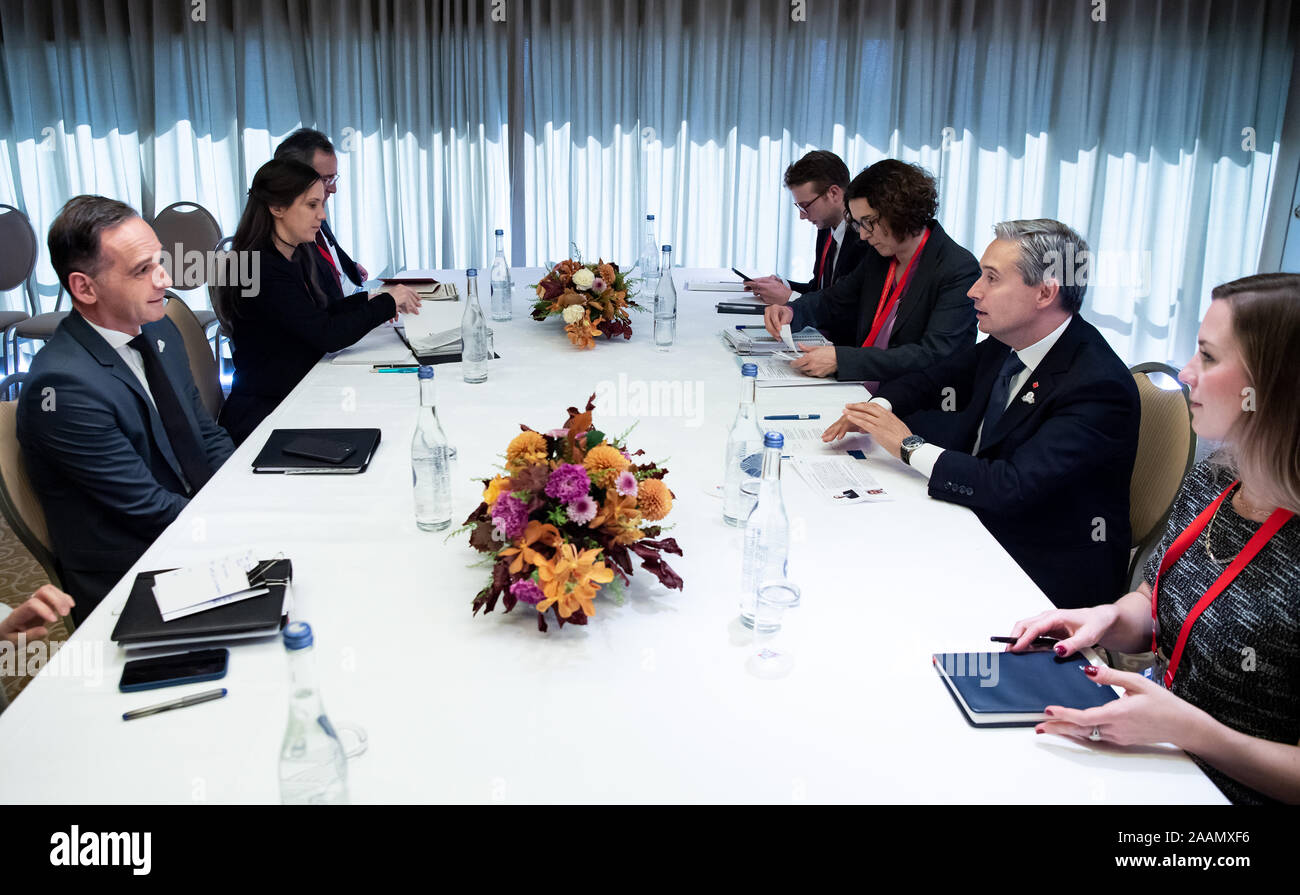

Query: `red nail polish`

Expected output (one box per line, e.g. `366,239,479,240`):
1044,708,1054,717
1085,666,1098,677
1035,728,1044,734
1054,644,1066,656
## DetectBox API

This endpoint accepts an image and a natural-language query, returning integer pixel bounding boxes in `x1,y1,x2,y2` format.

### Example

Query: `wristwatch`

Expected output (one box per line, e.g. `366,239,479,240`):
900,434,927,466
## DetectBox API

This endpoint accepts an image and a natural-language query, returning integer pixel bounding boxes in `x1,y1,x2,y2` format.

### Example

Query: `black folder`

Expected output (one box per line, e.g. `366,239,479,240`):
932,649,1119,727
252,428,381,474
110,560,292,648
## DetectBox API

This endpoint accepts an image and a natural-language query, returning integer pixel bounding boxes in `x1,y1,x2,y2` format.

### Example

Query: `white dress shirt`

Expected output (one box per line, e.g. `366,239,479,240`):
84,319,156,409
870,315,1074,479
781,216,849,292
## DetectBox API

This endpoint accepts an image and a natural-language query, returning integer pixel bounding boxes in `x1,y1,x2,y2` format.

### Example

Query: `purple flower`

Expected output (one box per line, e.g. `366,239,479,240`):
544,463,591,503
490,493,529,540
591,277,606,294
615,470,638,497
510,578,545,605
567,495,598,524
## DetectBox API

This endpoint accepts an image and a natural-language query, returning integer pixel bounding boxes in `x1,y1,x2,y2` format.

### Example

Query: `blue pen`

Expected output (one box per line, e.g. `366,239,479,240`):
375,366,418,373
764,414,820,420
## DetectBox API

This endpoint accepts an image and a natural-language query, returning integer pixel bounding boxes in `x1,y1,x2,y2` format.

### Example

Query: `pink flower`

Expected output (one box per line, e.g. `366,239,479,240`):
510,578,545,606
615,471,638,497
567,495,598,524
591,277,606,294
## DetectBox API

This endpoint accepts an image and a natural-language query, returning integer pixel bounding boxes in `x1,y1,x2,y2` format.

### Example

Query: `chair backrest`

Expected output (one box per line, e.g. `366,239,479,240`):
0,204,39,315
1129,362,1197,563
0,388,62,591
210,239,236,331
164,292,223,418
152,201,222,295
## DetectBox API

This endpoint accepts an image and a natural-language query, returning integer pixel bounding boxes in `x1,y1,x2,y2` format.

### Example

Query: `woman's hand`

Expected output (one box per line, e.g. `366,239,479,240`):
1037,665,1209,748
763,303,794,339
1008,604,1120,657
383,284,422,315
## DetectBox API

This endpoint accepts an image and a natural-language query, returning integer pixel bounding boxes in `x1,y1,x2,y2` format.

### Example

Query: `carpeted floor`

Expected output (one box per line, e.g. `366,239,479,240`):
0,514,67,706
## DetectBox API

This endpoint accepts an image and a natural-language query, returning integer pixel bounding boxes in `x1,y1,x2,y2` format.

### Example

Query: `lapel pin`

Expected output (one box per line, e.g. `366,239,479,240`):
1021,392,1035,404
156,339,165,353
1032,381,1038,389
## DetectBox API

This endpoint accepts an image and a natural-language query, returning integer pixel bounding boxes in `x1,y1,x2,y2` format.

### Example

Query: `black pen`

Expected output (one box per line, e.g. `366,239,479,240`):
989,635,1060,648
123,688,228,721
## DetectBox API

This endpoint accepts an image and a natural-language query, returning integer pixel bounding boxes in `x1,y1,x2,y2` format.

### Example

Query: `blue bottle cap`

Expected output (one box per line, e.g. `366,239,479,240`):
661,244,671,252
647,214,655,220
467,268,477,277
741,363,758,377
763,432,785,449
417,365,434,379
495,229,504,236
283,621,313,650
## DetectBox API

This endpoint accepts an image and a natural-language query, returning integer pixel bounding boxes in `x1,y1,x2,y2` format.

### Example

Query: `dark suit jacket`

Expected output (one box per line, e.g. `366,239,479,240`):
219,243,397,444
318,219,364,290
16,311,235,623
787,224,869,294
877,315,1141,609
789,220,979,384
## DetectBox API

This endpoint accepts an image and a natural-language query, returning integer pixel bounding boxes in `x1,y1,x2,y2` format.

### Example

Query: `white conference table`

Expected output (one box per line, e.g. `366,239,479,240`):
0,268,1225,803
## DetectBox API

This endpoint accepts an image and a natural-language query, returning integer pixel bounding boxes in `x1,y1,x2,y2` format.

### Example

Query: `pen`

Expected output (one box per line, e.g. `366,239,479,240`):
374,366,418,373
764,414,820,420
989,635,1060,648
734,325,766,330
123,688,228,721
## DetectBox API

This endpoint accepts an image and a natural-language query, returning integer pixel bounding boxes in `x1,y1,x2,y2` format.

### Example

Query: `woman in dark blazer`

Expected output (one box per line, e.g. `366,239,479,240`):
217,159,421,444
764,160,979,390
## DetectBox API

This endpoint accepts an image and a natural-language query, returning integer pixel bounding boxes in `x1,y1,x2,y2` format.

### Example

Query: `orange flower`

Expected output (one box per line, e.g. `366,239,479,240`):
535,542,614,618
583,443,628,484
638,478,673,521
506,431,548,468
590,490,643,544
498,521,561,575
597,262,616,286
482,475,511,509
565,319,598,350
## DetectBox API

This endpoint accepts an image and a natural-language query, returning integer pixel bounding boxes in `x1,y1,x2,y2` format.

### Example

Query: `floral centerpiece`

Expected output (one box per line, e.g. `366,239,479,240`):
531,257,643,349
465,395,683,632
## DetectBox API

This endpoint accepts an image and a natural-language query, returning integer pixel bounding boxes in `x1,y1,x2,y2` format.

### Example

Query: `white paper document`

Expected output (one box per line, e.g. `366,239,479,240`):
400,297,463,350
688,280,749,292
788,456,891,504
767,423,870,456
152,550,270,622
779,323,797,350
742,357,864,388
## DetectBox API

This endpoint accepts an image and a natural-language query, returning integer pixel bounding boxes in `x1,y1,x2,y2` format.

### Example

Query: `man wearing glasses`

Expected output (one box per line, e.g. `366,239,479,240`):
274,128,369,298
744,150,868,305
763,160,979,390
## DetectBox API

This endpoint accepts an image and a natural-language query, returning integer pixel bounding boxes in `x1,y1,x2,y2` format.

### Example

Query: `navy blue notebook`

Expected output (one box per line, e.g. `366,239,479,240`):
933,650,1119,728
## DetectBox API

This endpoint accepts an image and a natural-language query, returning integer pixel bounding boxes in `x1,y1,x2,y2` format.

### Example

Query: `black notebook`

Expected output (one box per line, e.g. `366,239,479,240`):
111,560,291,649
933,649,1120,727
252,428,381,474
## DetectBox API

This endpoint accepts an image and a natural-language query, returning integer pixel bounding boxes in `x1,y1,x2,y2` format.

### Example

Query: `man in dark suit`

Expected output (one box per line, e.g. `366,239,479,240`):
274,128,368,296
745,150,868,304
823,219,1140,609
764,160,979,388
17,197,235,624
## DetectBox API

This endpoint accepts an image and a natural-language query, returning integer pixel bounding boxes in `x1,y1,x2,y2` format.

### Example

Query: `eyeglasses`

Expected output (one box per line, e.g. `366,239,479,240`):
848,212,881,236
320,174,340,187
792,189,828,214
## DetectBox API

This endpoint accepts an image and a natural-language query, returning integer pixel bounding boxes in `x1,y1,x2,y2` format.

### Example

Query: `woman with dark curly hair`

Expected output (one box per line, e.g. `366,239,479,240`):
764,159,978,391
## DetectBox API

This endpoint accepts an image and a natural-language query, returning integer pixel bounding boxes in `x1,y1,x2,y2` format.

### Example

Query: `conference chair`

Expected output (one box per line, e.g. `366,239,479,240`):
0,205,38,374
164,292,224,418
151,201,223,333
1128,362,1197,587
0,373,70,633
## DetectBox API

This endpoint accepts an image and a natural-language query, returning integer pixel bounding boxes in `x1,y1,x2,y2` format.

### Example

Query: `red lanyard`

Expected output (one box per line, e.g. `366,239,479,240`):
862,227,930,348
1151,480,1293,688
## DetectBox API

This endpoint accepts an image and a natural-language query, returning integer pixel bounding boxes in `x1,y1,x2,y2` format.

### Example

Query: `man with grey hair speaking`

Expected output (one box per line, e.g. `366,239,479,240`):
822,219,1140,609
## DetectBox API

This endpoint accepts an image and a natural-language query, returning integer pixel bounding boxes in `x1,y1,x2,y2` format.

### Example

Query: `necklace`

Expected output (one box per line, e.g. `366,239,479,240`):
1204,483,1269,563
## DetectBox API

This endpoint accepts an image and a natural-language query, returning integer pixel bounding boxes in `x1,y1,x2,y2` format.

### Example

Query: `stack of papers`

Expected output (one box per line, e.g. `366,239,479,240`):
722,325,830,355
687,280,748,291
401,299,463,352
152,550,269,622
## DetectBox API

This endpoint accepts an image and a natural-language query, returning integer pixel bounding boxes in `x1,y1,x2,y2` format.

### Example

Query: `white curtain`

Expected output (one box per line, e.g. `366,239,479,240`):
0,0,509,314
520,0,1296,365
1,0,1295,365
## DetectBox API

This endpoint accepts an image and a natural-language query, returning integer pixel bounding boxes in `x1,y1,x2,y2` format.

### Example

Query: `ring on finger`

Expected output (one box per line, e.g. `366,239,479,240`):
1089,726,1102,742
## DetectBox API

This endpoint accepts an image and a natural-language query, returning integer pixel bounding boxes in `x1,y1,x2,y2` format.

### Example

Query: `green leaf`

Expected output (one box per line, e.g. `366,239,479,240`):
586,429,604,449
